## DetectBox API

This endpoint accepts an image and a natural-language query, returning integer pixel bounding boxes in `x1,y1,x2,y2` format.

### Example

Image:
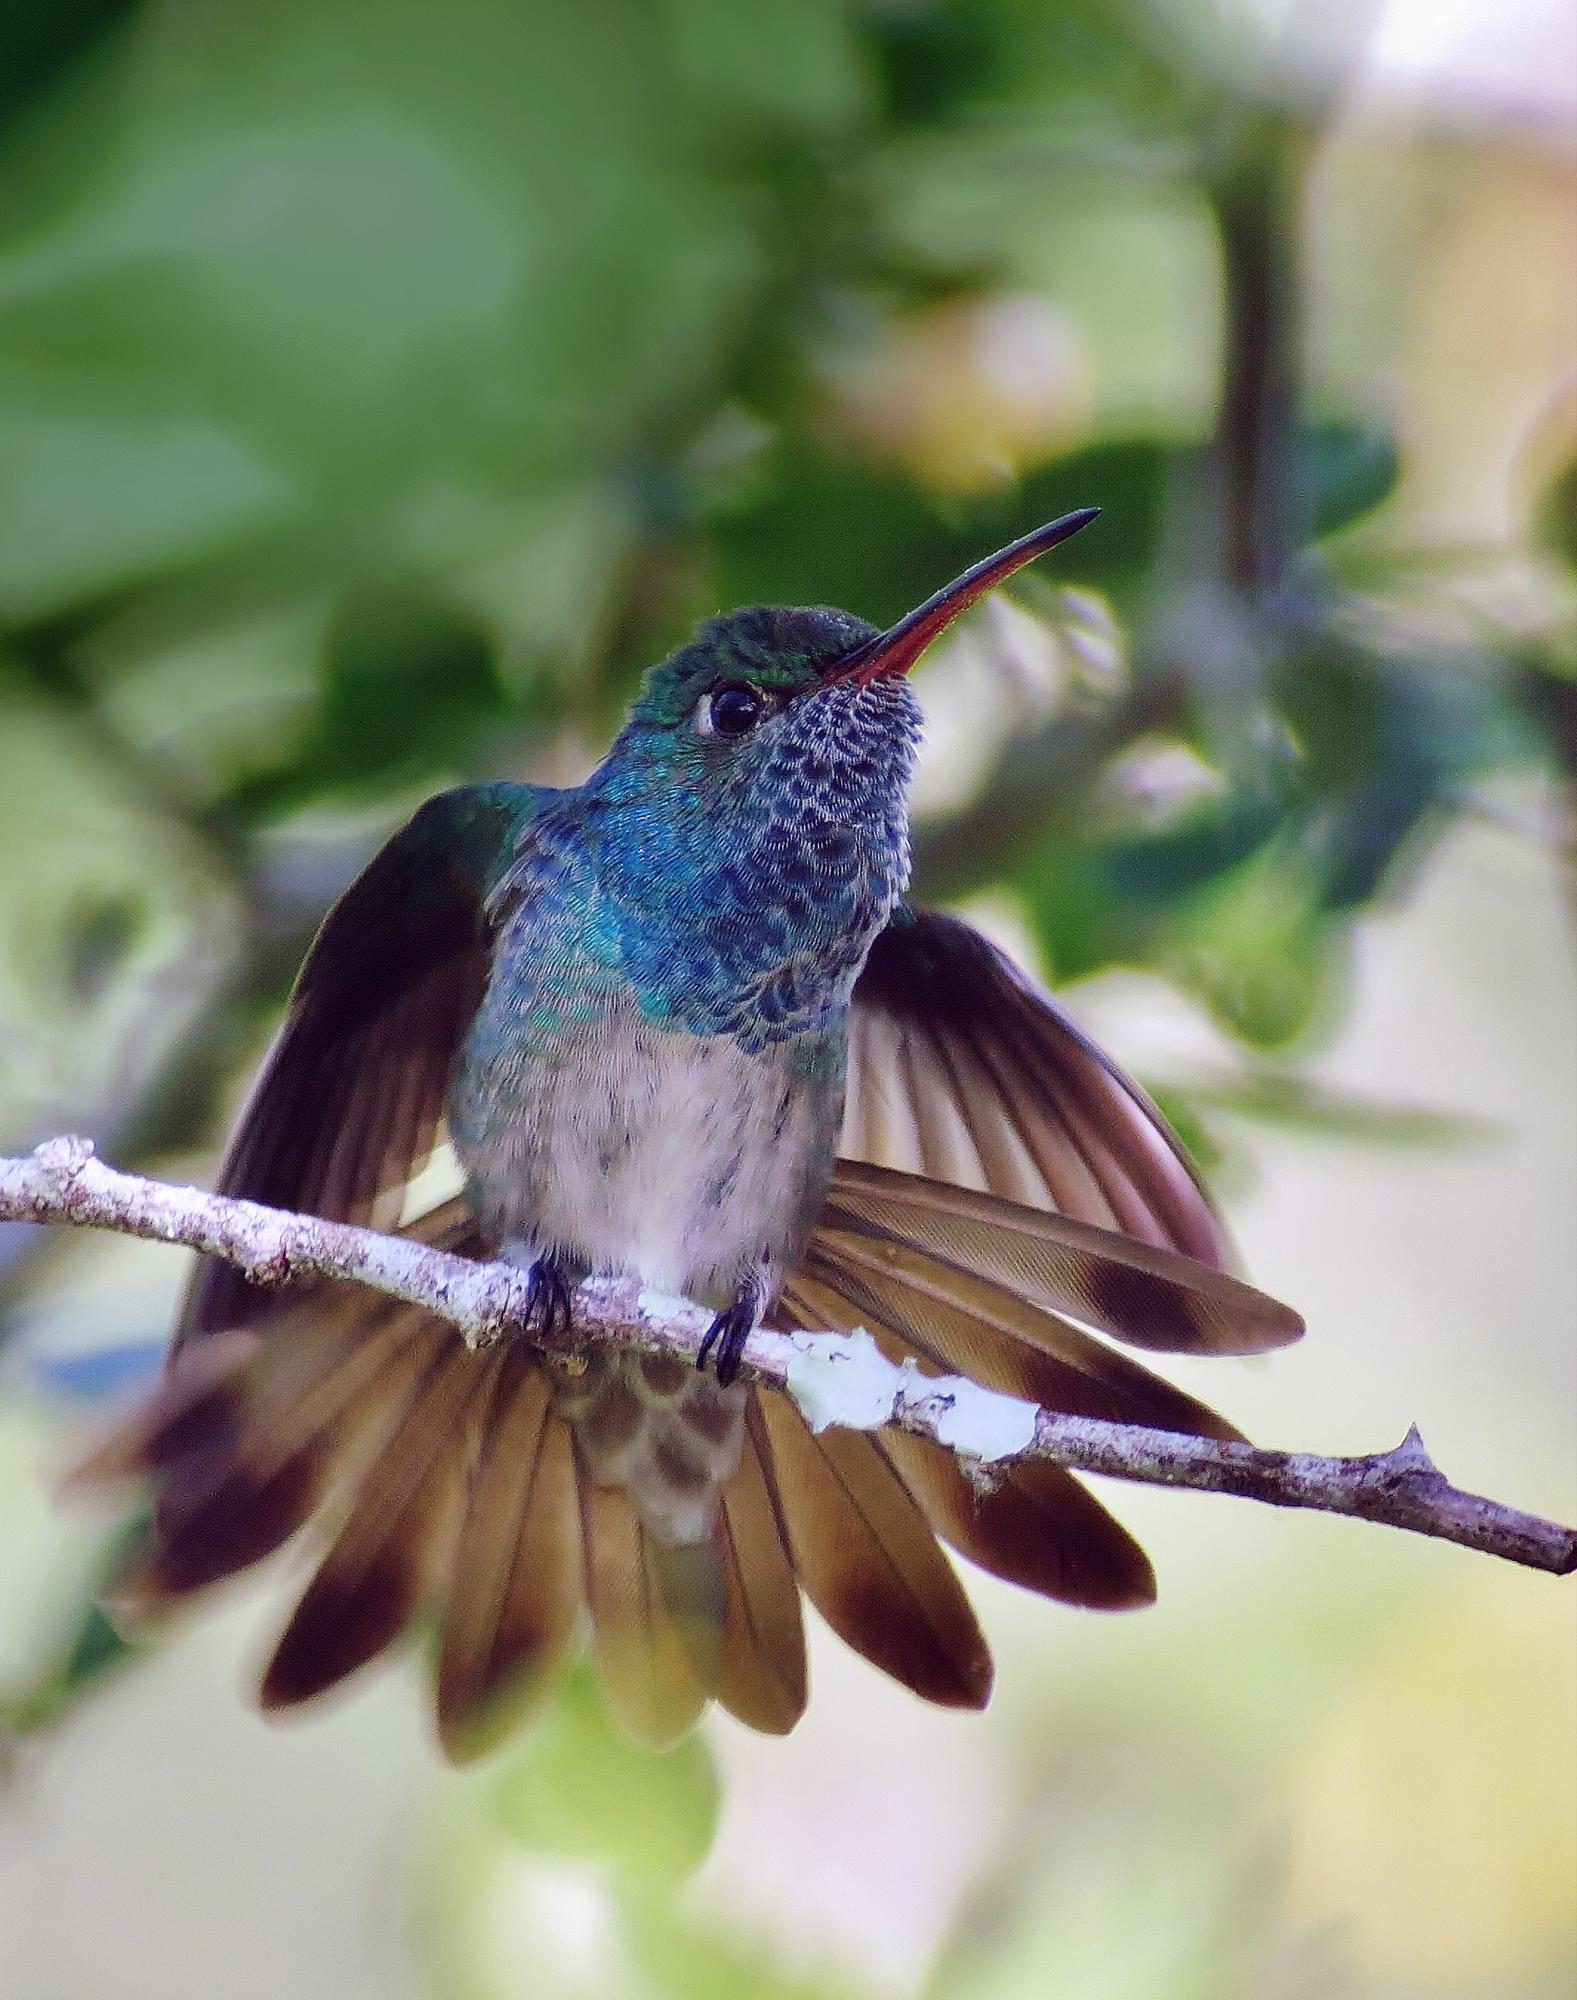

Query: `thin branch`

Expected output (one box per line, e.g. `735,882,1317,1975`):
1205,109,1309,597
2,1138,1573,1579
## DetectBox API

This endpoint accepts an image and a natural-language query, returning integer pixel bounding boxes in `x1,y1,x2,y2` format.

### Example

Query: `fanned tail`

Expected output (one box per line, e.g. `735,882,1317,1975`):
71,1243,811,1754
69,1161,1300,1746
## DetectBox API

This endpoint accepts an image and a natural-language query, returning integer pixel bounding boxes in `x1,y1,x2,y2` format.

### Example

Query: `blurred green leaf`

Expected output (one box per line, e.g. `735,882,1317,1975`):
709,415,1399,640
220,581,528,820
661,0,869,126
708,446,987,624
0,1515,147,1737
1163,839,1344,1049
1015,778,1288,984
1534,455,1577,573
862,4,1000,128
489,1665,720,1887
1281,643,1536,910
943,0,1196,139
63,889,148,1005
1300,417,1401,540
0,0,142,132
709,436,1172,630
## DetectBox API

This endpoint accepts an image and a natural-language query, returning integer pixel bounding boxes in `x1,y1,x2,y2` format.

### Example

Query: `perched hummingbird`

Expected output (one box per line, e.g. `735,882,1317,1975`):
84,511,1302,1757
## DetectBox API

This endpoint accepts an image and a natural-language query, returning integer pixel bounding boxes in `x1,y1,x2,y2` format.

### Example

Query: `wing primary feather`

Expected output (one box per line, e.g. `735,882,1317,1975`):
178,784,541,1346
847,909,1237,1266
824,1161,1302,1354
910,1044,993,1191
941,1010,1115,1226
902,1019,1028,1200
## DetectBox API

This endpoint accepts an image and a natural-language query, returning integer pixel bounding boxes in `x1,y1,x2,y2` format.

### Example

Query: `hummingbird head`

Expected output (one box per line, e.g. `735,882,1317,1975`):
600,507,1100,811
590,510,1098,1039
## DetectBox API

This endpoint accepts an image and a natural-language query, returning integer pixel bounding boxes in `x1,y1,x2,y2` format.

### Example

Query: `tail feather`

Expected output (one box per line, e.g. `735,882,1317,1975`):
66,1331,260,1489
112,1304,432,1608
649,1535,727,1695
714,1414,806,1734
879,1430,1156,1612
260,1331,480,1709
752,1391,992,1710
434,1358,581,1762
575,1465,711,1749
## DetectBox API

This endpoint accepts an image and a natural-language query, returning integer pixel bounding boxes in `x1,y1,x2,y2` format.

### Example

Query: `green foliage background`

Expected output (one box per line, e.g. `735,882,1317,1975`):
0,3,1572,1996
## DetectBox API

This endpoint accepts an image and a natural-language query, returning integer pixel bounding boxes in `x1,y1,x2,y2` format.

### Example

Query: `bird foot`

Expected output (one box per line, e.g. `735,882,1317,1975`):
522,1254,574,1342
697,1293,756,1389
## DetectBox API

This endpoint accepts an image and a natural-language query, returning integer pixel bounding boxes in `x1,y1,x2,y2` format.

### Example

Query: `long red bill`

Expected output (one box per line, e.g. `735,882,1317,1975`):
827,507,1100,685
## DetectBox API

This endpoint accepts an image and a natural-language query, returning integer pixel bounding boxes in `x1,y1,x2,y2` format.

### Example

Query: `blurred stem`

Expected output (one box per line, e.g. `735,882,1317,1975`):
1205,110,1310,597
912,109,1313,905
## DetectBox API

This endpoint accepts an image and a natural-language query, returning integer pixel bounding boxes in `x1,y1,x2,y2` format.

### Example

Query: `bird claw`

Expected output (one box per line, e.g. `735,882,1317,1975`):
523,1255,574,1342
697,1296,755,1389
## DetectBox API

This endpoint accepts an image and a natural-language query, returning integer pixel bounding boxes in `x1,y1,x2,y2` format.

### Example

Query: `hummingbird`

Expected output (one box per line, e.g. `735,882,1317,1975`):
82,510,1302,1758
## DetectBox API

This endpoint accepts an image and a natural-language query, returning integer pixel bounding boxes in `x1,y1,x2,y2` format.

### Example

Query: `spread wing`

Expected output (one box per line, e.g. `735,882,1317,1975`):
179,782,549,1347
842,905,1230,1267
801,903,1300,1620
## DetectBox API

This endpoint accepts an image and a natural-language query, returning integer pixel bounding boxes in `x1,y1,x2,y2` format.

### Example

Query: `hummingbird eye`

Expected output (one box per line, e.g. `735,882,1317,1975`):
697,682,767,738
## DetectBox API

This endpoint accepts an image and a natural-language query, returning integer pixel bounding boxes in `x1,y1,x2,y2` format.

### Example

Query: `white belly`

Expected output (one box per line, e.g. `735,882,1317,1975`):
456,1013,833,1307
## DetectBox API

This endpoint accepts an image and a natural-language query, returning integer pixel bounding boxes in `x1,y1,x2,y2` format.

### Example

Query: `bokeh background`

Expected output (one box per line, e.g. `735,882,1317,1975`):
0,1,1574,1995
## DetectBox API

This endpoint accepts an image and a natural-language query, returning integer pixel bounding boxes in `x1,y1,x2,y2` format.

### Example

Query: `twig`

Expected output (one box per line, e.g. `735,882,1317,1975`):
2,1138,1572,1578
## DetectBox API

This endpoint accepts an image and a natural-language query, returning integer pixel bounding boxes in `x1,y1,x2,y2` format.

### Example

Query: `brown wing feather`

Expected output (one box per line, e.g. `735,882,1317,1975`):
847,910,1231,1265
822,1164,1302,1355
752,1388,991,1709
181,786,538,1346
